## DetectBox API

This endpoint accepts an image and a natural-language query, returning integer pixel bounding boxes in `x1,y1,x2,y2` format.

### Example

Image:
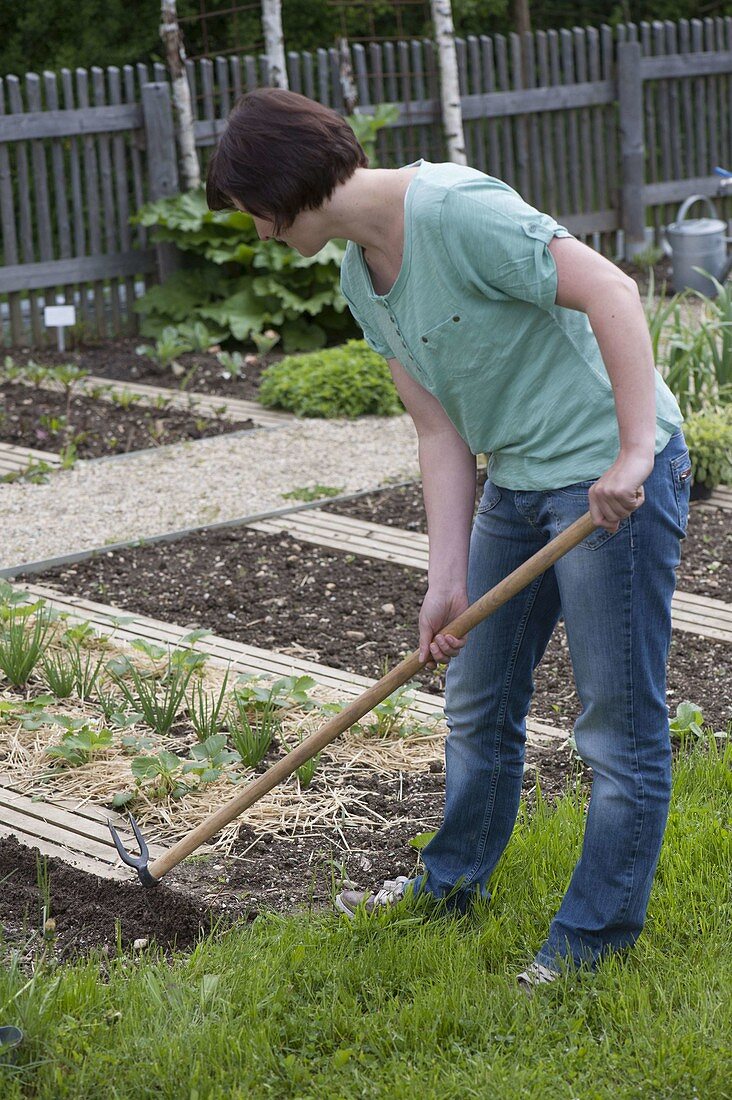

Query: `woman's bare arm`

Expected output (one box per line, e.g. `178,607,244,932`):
549,235,657,529
388,357,475,665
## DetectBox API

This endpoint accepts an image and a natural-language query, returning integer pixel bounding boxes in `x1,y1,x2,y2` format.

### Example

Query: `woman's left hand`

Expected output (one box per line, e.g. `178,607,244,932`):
589,451,654,532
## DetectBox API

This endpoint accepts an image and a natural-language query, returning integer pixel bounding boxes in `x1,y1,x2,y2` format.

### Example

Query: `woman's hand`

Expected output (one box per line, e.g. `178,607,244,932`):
589,450,654,532
418,587,469,669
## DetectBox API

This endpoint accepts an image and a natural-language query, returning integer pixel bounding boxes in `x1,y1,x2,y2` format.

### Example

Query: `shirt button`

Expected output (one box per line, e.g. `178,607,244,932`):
528,223,538,232
421,336,428,343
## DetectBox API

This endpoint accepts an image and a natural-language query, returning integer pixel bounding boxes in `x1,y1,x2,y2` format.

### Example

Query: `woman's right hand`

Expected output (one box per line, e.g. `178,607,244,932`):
418,586,469,670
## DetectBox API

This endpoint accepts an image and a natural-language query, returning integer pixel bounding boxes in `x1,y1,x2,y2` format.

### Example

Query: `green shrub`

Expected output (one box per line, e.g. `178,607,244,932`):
683,405,732,490
132,189,358,353
258,340,403,418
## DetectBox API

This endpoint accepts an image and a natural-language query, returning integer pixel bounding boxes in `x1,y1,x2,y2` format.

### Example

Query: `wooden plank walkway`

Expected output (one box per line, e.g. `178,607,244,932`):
11,582,566,745
707,486,732,511
0,777,166,879
0,441,62,474
250,509,732,644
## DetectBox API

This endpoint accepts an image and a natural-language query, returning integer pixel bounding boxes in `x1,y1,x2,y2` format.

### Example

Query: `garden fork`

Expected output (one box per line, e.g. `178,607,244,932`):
108,510,596,886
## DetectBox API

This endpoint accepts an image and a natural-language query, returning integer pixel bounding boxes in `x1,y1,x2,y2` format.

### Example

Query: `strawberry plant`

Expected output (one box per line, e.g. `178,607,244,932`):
45,719,113,767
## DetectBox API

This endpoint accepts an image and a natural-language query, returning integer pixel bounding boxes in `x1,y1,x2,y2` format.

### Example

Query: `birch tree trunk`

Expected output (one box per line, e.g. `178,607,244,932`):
160,0,200,191
262,0,289,89
430,0,466,164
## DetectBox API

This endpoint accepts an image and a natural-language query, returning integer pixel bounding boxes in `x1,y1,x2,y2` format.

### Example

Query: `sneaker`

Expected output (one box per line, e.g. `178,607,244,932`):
517,961,559,993
335,876,411,918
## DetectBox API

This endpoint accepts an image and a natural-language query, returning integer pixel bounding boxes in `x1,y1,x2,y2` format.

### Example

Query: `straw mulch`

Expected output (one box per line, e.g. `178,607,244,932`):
0,633,447,852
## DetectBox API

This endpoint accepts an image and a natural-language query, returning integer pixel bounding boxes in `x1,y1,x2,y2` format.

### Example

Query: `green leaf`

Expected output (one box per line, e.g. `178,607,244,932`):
131,639,168,661
409,830,436,851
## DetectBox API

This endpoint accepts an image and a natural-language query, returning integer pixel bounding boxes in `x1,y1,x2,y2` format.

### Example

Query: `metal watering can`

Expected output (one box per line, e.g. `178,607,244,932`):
664,185,732,296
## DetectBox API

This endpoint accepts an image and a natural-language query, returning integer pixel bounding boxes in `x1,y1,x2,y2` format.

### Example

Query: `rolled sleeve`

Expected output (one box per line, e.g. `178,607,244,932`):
441,183,571,310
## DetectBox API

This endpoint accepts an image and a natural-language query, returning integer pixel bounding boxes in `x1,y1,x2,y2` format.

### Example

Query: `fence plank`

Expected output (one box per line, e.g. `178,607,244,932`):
523,32,543,205
43,72,71,261
216,56,230,119
0,79,23,342
691,22,708,185
7,76,42,343
480,36,500,179
141,82,180,286
677,21,695,181
560,30,581,215
0,103,141,143
244,55,258,92
509,34,530,196
586,26,606,248
287,51,302,95
76,68,105,337
301,52,315,100
547,31,570,219
108,66,135,335
467,37,486,173
573,29,593,225
398,40,415,162
0,251,156,294
124,66,146,254
92,67,121,335
200,58,217,146
618,41,645,256
61,69,89,331
353,43,370,106
599,23,617,254
493,36,515,187
535,32,556,213
317,48,330,106
664,22,683,185
328,46,344,112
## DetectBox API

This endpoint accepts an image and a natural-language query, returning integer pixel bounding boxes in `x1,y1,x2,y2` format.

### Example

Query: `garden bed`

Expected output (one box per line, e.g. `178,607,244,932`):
0,834,231,958
325,480,732,603
28,523,732,730
0,743,586,952
8,338,276,403
0,380,255,461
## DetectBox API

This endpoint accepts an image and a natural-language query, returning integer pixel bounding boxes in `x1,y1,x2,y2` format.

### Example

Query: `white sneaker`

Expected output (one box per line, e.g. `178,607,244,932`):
335,876,411,918
517,961,559,992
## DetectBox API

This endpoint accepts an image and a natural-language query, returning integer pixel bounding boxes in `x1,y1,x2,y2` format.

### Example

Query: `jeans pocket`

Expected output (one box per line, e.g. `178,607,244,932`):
670,451,692,534
476,481,502,514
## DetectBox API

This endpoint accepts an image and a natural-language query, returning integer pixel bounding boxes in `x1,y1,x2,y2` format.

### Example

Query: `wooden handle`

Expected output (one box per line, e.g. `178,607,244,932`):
149,510,596,880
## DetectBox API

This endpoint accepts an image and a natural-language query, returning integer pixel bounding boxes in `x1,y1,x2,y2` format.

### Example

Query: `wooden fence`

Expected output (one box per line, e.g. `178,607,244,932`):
1,17,731,346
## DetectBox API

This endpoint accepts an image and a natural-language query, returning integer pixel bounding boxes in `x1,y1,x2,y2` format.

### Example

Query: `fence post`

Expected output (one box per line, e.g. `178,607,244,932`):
617,41,646,259
141,81,181,281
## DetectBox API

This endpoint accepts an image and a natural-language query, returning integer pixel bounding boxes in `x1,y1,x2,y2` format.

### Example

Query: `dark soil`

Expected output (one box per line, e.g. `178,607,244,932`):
0,742,589,954
29,522,732,731
327,480,732,604
167,741,590,914
0,381,254,461
7,338,278,403
0,834,234,958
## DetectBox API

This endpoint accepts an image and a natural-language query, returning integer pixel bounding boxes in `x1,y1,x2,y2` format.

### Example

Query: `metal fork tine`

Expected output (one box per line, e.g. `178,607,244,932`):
107,814,157,887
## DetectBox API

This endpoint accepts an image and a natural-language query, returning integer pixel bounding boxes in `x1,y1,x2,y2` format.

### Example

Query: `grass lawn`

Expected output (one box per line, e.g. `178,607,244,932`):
1,739,730,1099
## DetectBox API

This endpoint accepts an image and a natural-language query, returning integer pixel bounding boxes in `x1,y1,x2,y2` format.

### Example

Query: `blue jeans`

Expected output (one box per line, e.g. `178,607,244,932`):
413,431,691,969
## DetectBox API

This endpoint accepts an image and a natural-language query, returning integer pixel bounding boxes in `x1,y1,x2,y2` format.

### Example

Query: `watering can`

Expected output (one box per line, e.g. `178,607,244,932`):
664,189,732,296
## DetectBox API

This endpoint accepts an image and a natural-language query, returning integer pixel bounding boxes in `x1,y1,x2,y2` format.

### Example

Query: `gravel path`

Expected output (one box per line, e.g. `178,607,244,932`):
0,417,419,569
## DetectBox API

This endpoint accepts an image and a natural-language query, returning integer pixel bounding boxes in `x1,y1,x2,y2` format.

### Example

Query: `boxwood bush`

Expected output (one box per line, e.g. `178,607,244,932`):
258,340,403,418
683,405,732,490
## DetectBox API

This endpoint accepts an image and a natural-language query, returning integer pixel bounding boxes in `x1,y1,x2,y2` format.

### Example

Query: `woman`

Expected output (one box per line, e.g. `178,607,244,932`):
207,88,690,988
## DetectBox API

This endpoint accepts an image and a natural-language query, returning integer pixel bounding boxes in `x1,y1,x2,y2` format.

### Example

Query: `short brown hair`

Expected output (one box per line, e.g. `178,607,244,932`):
206,88,368,232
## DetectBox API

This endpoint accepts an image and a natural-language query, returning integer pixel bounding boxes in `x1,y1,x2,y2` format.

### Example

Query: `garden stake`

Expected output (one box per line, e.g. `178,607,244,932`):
109,510,597,886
